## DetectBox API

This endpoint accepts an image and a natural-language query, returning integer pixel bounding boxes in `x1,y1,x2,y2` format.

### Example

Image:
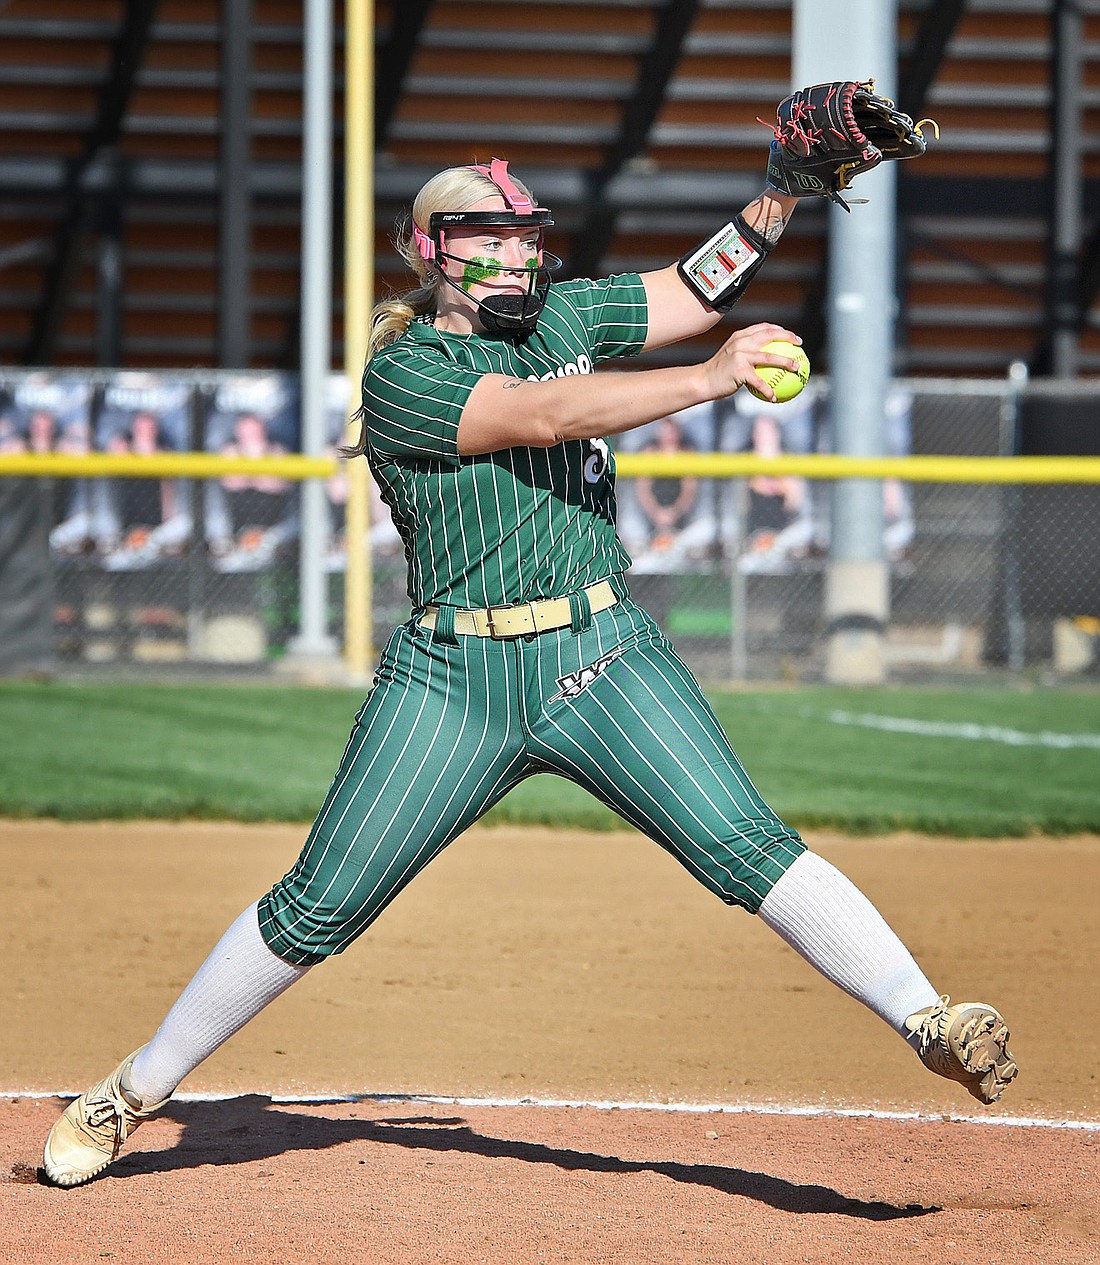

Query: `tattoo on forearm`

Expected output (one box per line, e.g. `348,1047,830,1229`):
502,378,529,390
759,208,789,246
741,195,790,247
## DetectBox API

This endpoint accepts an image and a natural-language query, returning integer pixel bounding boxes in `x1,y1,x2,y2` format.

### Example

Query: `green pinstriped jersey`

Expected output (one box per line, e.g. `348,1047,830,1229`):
361,273,649,609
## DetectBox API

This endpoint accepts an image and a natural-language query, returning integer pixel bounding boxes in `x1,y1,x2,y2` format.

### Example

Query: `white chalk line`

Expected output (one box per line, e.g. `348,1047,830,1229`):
823,709,1100,750
5,1089,1098,1132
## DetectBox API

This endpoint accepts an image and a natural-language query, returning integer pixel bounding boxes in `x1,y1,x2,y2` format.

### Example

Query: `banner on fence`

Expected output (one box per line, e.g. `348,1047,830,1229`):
616,384,914,575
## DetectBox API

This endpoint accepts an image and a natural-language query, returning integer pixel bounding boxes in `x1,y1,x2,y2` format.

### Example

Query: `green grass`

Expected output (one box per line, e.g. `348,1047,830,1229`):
0,680,1096,836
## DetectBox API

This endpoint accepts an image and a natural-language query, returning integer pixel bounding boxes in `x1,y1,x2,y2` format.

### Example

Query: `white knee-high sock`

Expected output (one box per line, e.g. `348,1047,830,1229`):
757,851,939,1039
127,902,311,1103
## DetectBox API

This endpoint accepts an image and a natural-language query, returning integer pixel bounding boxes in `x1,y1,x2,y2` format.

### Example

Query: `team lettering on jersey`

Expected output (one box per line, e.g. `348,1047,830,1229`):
524,352,593,383
550,647,624,702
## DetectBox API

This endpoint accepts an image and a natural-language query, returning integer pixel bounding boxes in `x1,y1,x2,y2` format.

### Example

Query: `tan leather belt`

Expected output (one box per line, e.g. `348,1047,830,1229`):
420,579,617,639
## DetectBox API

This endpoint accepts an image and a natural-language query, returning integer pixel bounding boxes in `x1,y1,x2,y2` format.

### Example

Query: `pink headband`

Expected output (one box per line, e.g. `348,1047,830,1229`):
469,158,533,214
413,159,537,262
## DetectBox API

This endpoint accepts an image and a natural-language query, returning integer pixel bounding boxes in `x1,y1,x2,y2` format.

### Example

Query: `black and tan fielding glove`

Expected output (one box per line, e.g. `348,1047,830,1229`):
764,79,935,210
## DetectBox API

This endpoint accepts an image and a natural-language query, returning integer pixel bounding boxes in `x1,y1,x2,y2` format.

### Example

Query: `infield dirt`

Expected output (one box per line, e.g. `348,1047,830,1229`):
3,821,1098,1263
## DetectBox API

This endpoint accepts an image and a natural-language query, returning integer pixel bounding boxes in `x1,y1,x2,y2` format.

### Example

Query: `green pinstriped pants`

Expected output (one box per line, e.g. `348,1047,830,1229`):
258,585,806,965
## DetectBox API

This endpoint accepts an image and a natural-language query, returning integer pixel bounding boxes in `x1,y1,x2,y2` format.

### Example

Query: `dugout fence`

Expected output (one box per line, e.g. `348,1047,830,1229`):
1,370,1098,684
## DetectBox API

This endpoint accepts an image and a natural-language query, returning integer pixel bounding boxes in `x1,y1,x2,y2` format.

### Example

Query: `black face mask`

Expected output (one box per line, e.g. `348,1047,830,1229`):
478,289,545,337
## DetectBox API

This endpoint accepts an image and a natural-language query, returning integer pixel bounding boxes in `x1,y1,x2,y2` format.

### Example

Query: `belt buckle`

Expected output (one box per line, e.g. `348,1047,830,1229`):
485,602,533,639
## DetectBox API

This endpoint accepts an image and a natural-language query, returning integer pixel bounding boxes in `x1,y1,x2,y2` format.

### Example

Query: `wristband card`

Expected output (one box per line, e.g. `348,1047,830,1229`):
680,223,762,304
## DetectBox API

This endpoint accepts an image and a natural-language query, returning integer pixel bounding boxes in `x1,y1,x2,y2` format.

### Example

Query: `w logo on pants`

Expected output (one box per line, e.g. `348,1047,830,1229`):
551,648,624,701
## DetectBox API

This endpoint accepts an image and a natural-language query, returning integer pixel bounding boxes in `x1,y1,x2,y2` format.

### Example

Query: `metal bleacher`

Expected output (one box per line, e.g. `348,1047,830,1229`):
1,0,1099,376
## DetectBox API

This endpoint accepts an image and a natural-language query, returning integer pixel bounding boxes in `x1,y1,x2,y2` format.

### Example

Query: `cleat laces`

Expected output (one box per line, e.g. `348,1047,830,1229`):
80,1088,141,1159
914,994,951,1060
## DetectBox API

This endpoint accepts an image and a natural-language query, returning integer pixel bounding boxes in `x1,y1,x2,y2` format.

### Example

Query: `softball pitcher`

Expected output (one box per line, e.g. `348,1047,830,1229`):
44,84,1016,1188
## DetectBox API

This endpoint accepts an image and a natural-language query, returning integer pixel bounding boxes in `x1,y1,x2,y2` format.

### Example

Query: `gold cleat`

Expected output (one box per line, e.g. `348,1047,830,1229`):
42,1048,169,1187
905,996,1018,1104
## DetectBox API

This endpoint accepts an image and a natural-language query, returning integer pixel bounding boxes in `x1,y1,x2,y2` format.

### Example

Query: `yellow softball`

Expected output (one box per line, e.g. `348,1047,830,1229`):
747,339,810,403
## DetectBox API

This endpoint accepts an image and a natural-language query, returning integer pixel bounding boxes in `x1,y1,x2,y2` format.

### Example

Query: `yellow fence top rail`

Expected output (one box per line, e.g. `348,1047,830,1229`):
0,453,337,480
1,451,1100,484
615,453,1100,483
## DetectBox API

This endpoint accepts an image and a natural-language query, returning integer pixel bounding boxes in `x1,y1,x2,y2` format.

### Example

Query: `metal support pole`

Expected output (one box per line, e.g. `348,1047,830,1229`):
288,0,339,661
999,361,1029,672
1049,0,1082,379
729,478,748,681
794,0,897,683
218,0,252,367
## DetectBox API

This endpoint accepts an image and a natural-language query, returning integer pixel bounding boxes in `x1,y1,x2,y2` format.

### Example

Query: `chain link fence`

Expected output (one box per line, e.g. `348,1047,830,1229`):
2,370,1098,682
621,379,1100,681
